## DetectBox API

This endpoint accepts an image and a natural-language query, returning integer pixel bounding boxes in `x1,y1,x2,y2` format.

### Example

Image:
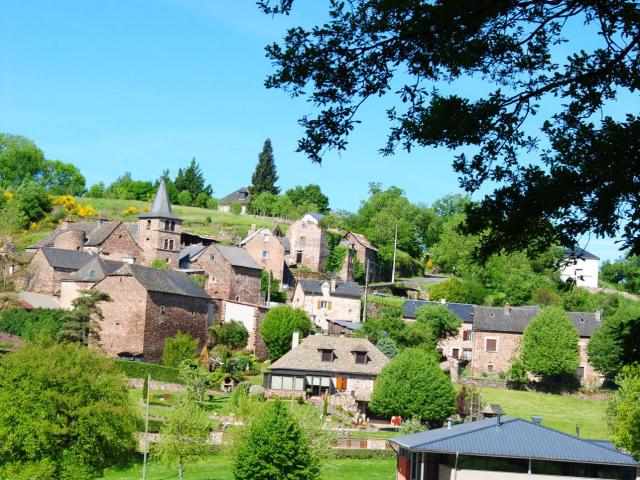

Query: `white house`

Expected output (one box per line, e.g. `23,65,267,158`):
292,278,362,331
559,247,599,288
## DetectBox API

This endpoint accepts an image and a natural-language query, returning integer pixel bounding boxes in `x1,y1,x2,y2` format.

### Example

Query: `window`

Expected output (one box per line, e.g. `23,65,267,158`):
321,349,333,362
262,251,269,259
485,338,498,352
161,306,165,314
487,364,494,373
146,220,151,230
169,240,174,250
452,348,460,359
165,220,170,231
354,352,367,364
320,300,329,309
463,330,472,341
264,234,270,242
170,221,176,231
576,366,585,379
299,236,305,244
210,254,215,261
163,239,169,249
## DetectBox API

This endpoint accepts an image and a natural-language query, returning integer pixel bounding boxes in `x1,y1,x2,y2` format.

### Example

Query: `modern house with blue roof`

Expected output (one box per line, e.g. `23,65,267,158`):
390,416,639,480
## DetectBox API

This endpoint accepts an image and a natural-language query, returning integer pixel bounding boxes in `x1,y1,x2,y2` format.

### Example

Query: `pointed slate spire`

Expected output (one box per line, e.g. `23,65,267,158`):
139,178,180,220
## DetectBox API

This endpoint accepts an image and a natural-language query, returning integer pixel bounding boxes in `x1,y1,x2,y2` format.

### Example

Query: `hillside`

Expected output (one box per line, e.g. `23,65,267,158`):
15,197,288,250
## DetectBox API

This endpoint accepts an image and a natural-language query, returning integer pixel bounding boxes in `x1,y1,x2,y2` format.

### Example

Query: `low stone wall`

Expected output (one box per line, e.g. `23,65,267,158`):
460,376,508,389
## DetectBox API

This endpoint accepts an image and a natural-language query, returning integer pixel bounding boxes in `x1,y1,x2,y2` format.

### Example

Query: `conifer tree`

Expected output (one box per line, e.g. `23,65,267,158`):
174,158,212,203
250,139,280,196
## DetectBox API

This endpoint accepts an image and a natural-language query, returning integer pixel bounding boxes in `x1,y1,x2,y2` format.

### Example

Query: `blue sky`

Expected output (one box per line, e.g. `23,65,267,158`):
0,1,631,261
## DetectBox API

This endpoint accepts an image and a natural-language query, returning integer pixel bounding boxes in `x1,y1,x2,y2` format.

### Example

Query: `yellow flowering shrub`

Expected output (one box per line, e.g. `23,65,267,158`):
52,195,78,213
3,191,13,201
77,205,95,217
121,207,138,217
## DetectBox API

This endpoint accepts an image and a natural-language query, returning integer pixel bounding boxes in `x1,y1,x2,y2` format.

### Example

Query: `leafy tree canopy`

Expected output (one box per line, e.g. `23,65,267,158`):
607,365,640,459
408,305,462,348
285,184,329,214
259,306,313,360
250,138,280,196
0,133,47,189
163,332,199,368
370,347,456,426
0,343,138,479
521,307,580,378
58,289,111,346
42,160,86,196
260,1,640,258
174,158,213,202
601,255,640,295
104,172,154,201
209,320,249,351
0,308,67,342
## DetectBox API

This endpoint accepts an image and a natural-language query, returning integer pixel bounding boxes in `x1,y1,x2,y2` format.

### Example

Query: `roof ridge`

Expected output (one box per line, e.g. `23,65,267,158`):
410,417,518,449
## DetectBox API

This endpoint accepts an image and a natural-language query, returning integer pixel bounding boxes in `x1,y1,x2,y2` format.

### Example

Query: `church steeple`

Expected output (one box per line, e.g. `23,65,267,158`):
139,178,179,220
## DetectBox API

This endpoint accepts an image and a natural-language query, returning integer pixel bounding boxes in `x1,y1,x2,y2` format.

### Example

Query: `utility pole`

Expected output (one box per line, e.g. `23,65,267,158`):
142,374,151,480
391,224,398,284
362,260,370,323
267,270,272,304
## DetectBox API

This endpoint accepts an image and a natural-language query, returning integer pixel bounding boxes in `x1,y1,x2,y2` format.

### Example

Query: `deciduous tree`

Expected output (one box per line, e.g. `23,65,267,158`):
607,365,640,459
163,332,198,368
259,306,312,360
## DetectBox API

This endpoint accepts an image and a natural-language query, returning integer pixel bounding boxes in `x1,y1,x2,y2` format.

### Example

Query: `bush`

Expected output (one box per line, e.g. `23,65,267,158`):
260,306,313,360
210,321,249,350
406,304,461,348
0,308,67,341
163,332,198,368
176,190,193,206
333,449,395,459
151,259,170,270
607,365,640,458
428,277,485,304
194,192,211,208
115,360,181,383
260,270,287,303
370,347,456,427
206,198,218,210
230,200,243,215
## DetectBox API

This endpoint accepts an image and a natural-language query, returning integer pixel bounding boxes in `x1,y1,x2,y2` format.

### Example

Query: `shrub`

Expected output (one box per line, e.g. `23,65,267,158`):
260,306,313,360
607,365,640,458
206,198,218,210
176,190,193,206
115,360,181,383
121,206,138,216
163,332,198,368
230,200,243,215
151,259,170,270
210,320,249,350
429,277,485,304
260,270,287,302
0,308,67,341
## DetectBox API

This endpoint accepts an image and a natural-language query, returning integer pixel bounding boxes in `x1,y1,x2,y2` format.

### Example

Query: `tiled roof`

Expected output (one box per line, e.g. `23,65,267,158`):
390,417,638,467
270,335,389,376
403,300,475,323
565,246,600,261
298,279,362,298
214,245,261,270
112,264,211,299
327,319,363,331
139,179,180,220
123,222,139,243
473,306,599,337
219,187,250,205
40,248,95,270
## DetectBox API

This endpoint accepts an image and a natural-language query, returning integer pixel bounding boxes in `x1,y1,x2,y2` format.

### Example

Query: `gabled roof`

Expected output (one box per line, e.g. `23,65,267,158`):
178,245,207,269
277,236,291,251
390,417,638,467
298,279,362,298
345,232,378,252
40,248,95,270
403,300,475,323
123,222,139,243
473,306,600,337
18,291,62,310
305,212,325,222
85,222,120,246
239,227,270,246
62,256,124,283
270,335,389,376
139,179,180,220
214,244,261,270
565,246,600,261
220,187,251,205
327,319,363,331
111,264,211,300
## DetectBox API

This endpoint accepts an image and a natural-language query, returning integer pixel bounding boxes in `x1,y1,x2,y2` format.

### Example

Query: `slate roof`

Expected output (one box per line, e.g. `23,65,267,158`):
124,222,139,243
346,232,378,252
62,257,125,283
29,223,96,249
219,187,250,205
298,279,362,298
565,246,600,261
112,264,211,299
29,221,139,250
327,319,363,331
403,300,475,323
270,335,389,376
277,236,291,251
178,245,207,269
305,212,325,222
85,222,120,246
474,306,600,337
40,248,95,270
139,179,180,220
18,291,62,309
214,245,261,270
390,417,638,467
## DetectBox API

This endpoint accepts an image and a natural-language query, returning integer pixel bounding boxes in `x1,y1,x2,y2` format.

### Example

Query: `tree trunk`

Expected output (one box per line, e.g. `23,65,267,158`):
178,462,183,480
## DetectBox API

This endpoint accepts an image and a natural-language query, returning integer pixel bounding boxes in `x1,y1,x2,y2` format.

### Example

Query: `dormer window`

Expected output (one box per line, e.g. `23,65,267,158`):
354,351,368,365
320,348,334,362
88,269,96,279
264,234,270,242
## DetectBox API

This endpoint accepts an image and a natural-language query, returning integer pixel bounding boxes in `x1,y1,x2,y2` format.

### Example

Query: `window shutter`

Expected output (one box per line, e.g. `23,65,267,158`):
317,300,322,308
328,301,333,309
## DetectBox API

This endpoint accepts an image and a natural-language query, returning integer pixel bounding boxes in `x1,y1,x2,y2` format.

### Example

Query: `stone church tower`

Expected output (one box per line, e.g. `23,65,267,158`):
138,179,182,267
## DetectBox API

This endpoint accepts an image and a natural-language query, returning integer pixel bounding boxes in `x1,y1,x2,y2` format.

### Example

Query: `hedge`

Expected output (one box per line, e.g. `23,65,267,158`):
115,360,181,384
333,448,396,459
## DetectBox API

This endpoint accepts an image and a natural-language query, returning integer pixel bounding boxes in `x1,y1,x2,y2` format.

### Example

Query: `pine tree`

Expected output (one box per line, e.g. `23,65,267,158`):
174,158,212,202
58,290,111,346
250,139,280,196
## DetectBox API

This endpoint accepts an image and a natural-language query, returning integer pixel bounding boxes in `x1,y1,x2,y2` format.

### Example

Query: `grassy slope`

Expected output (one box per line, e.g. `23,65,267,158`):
479,387,608,439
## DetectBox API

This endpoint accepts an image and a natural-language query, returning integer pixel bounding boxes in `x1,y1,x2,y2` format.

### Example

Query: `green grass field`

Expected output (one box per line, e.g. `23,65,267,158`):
101,456,395,480
479,387,609,439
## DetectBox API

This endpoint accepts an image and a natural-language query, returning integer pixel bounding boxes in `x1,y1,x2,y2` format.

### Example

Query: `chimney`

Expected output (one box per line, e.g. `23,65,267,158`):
531,416,543,425
330,277,337,292
97,214,108,225
576,425,580,438
61,219,74,230
250,224,256,235
595,309,602,322
291,331,300,350
440,298,446,304
504,304,511,317
447,417,453,429
496,415,502,427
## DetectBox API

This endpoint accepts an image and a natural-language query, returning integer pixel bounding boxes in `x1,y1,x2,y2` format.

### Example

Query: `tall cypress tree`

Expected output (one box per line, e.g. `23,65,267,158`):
250,139,280,195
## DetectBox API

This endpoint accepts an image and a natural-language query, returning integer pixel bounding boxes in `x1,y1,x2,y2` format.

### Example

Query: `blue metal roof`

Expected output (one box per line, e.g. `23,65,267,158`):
403,300,475,323
390,417,638,467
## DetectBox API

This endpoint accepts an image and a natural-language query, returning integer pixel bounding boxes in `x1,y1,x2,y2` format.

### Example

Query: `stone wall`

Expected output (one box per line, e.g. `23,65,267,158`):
96,275,148,357
137,217,181,267
243,229,286,281
471,331,521,377
143,291,209,363
287,219,329,271
229,266,261,305
26,250,74,296
438,324,474,361
98,222,143,262
292,283,361,330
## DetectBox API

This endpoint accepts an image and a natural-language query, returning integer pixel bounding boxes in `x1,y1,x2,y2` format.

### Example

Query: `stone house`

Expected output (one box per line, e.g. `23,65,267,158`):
342,231,378,281
403,300,475,361
213,297,268,359
218,187,250,214
179,243,262,305
471,305,602,385
391,416,639,480
286,212,329,271
264,335,389,412
240,227,291,282
26,247,95,296
60,257,211,362
292,278,362,331
560,247,600,289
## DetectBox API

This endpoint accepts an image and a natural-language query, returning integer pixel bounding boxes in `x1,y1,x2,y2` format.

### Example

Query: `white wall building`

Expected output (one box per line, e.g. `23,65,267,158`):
559,247,600,288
